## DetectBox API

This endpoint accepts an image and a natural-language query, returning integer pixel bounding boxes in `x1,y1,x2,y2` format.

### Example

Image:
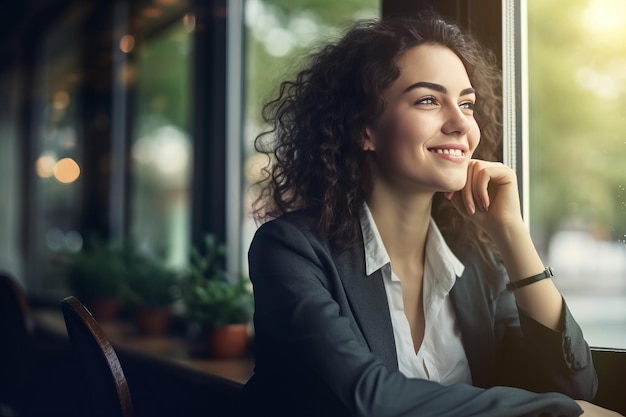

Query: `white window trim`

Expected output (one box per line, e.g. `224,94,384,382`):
502,0,530,222
227,0,245,276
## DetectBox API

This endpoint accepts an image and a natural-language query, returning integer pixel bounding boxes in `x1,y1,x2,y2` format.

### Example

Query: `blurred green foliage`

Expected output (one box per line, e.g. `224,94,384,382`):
181,234,253,327
66,237,177,308
119,241,179,309
528,0,626,246
244,0,380,132
134,20,191,136
65,238,126,303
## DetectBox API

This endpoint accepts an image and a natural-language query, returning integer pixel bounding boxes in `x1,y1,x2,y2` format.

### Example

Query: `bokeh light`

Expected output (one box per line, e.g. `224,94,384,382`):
35,154,57,178
120,34,135,53
53,157,81,183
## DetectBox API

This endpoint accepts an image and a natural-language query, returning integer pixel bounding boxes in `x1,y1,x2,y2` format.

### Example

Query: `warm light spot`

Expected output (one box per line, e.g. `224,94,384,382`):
142,7,162,18
53,91,70,110
155,0,178,5
183,13,196,32
582,0,626,33
119,34,135,53
245,154,267,184
35,155,57,178
53,158,81,184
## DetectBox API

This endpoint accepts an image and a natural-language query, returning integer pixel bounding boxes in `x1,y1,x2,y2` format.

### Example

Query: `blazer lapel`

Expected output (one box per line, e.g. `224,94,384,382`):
332,240,497,384
332,243,398,372
450,268,496,388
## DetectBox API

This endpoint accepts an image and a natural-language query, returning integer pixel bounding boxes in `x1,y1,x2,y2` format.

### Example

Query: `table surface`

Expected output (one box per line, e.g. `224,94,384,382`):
32,308,255,386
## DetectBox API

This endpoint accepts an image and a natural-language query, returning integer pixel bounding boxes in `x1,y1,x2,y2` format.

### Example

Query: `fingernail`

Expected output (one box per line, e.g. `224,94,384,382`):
467,203,475,215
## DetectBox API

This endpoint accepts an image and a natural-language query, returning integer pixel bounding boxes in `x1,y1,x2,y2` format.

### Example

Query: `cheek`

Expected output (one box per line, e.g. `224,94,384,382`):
469,122,481,151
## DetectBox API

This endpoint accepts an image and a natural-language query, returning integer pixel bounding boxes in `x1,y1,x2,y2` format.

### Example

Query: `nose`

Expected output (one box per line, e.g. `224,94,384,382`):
441,106,471,136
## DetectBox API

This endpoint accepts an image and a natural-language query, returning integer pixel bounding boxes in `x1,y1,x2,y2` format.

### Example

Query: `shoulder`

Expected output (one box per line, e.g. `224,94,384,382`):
250,210,334,268
253,210,322,246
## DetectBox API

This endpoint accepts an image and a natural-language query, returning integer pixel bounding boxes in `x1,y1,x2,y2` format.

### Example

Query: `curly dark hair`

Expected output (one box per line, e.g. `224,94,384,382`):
253,14,502,262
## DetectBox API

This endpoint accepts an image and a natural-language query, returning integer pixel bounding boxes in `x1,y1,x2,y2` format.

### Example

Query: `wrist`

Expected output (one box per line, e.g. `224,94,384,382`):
506,267,554,290
489,220,530,248
490,222,546,282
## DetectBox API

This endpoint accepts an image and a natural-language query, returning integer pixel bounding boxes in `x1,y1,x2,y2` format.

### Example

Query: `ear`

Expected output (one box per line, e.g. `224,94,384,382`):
362,126,376,151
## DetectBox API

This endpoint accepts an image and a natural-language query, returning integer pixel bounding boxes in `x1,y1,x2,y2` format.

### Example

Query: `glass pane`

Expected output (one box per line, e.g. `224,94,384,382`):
528,0,626,348
241,0,380,272
29,13,83,298
130,18,193,269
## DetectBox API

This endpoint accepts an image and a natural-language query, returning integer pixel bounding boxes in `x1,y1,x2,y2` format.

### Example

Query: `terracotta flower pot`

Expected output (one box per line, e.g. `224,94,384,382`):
206,324,249,359
134,306,171,336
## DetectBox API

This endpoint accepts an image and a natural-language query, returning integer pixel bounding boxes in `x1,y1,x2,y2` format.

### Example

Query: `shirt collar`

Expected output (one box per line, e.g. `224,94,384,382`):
359,202,465,279
360,203,391,276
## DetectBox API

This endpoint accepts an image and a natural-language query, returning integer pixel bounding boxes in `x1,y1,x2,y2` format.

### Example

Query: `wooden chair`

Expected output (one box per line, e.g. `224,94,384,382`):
0,271,34,417
61,296,135,417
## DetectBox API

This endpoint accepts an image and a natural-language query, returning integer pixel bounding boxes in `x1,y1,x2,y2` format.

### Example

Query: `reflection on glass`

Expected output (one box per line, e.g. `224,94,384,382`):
241,0,380,273
30,12,83,297
130,17,192,269
528,0,626,348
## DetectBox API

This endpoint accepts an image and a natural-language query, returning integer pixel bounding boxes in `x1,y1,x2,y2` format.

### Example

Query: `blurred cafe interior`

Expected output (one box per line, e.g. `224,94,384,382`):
1,0,625,416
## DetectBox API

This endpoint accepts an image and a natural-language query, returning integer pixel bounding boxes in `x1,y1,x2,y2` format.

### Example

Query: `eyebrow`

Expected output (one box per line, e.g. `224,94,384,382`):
403,81,475,97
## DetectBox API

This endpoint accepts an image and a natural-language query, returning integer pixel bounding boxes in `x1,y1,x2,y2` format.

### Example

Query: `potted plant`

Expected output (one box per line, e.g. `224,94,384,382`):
119,241,179,336
65,238,125,322
182,234,253,358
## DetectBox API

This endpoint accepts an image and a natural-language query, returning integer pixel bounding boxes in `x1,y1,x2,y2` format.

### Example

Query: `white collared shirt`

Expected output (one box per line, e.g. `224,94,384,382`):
359,203,472,385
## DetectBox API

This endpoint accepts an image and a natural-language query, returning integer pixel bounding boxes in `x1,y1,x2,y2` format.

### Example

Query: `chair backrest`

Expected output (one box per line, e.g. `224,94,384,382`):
0,271,33,415
61,296,134,417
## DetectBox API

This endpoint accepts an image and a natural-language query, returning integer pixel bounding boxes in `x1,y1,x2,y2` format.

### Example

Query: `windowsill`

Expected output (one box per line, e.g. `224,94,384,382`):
31,308,255,388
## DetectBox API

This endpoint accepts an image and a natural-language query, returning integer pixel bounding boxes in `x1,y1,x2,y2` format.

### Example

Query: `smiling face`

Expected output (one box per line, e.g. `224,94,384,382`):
363,44,480,195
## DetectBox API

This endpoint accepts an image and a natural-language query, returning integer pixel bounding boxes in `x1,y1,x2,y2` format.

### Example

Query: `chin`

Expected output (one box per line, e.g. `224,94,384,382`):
442,180,467,192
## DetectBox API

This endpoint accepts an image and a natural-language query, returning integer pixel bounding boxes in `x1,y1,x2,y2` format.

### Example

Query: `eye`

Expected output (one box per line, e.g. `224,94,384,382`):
415,96,438,106
460,101,475,111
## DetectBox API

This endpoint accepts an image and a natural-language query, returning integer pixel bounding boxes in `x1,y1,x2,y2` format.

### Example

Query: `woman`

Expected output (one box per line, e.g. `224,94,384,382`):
240,14,619,417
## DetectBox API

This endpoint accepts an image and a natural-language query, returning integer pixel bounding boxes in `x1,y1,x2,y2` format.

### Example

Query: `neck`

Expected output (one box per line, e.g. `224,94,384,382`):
366,181,433,266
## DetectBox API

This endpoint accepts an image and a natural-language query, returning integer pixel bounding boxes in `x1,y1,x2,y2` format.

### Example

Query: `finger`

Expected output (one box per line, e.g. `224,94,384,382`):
472,163,491,212
461,161,477,215
474,162,518,212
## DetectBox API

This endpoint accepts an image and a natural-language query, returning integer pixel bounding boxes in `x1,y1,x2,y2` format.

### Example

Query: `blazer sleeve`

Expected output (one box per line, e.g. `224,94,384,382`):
246,217,585,417
492,273,598,400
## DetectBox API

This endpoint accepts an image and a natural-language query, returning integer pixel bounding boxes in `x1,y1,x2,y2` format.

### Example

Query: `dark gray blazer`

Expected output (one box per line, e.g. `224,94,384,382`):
239,211,597,417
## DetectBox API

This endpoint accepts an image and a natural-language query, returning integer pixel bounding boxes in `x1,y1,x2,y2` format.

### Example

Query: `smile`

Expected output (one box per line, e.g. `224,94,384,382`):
428,148,465,157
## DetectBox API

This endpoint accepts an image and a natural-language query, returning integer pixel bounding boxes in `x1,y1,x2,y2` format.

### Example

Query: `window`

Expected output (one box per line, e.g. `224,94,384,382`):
130,16,194,269
526,0,626,348
28,10,83,299
240,0,381,272
16,1,195,298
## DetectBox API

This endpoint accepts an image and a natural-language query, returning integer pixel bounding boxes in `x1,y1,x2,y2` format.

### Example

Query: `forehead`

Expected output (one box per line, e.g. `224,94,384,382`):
389,44,472,93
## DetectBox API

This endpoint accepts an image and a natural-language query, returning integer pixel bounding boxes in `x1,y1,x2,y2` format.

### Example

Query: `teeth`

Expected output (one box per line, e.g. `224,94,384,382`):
433,148,464,156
